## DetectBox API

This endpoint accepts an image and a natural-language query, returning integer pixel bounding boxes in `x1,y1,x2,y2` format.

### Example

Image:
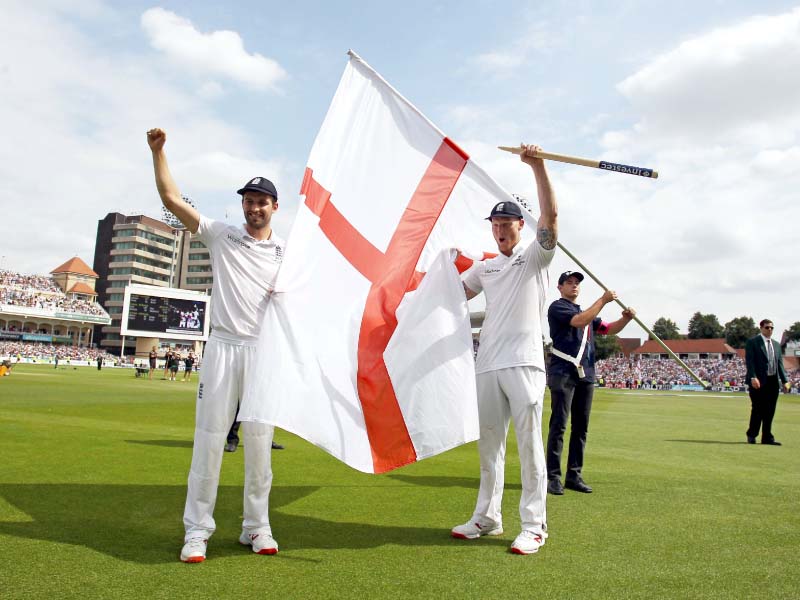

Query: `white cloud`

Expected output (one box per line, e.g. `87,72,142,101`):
444,7,800,334
617,7,800,143
0,3,295,275
588,7,800,332
751,145,800,175
140,7,287,92
197,81,225,99
468,21,558,77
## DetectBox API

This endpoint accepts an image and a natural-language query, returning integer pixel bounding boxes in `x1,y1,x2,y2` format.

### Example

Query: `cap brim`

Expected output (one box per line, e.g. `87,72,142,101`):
237,186,277,198
559,273,585,284
485,213,523,220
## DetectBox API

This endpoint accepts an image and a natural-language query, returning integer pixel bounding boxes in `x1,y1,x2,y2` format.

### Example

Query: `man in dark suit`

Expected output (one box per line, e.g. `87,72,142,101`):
745,319,790,445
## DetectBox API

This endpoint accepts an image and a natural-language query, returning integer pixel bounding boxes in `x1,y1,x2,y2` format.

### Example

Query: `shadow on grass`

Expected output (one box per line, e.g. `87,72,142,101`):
665,439,749,445
125,439,194,448
388,474,521,491
0,483,503,563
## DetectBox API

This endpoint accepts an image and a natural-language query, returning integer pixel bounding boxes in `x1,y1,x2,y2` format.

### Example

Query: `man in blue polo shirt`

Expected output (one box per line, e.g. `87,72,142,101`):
546,271,635,495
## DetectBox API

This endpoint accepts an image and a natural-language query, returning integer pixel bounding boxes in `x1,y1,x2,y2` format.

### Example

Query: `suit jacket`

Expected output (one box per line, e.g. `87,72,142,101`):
745,335,788,390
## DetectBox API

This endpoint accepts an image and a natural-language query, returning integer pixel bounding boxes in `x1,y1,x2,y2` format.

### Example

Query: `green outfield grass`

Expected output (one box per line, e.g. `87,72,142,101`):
0,364,798,599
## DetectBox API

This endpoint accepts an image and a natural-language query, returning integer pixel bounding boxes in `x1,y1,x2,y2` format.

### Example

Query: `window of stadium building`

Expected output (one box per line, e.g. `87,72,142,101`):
111,255,171,270
107,281,127,288
112,242,173,258
142,232,173,246
187,265,210,272
187,277,213,285
107,306,122,314
109,268,168,282
188,252,210,261
189,241,207,249
115,229,172,246
107,294,124,302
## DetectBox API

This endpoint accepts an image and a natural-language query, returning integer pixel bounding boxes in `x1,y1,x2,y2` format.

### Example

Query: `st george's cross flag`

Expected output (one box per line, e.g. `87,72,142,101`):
239,51,537,473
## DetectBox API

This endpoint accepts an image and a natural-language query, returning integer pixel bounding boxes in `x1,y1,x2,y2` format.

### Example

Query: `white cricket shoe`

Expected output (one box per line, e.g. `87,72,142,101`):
450,520,503,540
239,532,279,555
510,530,546,555
180,537,207,563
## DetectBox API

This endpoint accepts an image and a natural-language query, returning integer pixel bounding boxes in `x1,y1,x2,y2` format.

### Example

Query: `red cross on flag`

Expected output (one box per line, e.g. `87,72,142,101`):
240,51,536,473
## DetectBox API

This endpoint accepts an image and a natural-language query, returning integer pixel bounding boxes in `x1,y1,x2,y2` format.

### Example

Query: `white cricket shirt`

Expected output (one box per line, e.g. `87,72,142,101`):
463,239,554,374
196,216,284,341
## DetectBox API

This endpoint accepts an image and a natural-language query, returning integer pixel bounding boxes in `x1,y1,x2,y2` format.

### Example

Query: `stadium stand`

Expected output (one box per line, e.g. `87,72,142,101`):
0,341,118,362
1,265,111,350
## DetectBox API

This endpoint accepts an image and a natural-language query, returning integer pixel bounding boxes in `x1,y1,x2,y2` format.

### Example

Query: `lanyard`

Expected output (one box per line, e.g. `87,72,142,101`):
551,324,590,377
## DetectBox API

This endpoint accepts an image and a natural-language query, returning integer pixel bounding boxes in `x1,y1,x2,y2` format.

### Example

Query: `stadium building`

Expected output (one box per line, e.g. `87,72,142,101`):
92,210,212,355
0,257,111,348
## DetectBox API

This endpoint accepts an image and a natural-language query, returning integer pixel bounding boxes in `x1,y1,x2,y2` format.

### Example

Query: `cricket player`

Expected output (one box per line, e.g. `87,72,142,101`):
451,144,557,555
147,128,284,563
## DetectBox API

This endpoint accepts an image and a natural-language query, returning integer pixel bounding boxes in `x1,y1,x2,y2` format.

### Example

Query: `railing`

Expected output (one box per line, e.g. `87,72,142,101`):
0,303,111,324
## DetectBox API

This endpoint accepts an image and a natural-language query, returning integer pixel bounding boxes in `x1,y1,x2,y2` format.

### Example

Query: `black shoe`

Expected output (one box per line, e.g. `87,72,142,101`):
547,479,564,495
747,436,756,444
761,440,782,446
271,441,285,450
224,442,238,453
565,478,593,493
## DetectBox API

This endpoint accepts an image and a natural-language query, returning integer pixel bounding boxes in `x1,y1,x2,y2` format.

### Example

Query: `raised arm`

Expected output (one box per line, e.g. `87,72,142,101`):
519,144,558,250
147,128,200,234
605,307,636,335
570,289,616,328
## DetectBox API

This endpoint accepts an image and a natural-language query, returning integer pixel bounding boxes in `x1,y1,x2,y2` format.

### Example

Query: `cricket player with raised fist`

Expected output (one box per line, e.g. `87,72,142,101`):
147,127,284,563
451,144,557,555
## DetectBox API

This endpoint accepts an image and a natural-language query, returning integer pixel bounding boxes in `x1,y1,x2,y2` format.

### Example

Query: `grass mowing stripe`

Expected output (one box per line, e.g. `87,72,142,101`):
1,364,798,599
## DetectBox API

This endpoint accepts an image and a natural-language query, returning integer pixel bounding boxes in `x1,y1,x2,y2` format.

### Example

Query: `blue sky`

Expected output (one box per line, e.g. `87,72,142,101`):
2,0,799,339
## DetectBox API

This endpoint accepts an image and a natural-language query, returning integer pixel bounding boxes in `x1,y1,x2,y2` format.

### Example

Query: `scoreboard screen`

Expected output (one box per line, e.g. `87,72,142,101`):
120,284,211,341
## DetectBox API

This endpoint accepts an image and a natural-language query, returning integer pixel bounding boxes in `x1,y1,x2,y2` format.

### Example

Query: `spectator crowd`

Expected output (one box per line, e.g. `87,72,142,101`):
595,356,800,392
0,341,118,363
0,271,62,293
0,269,108,317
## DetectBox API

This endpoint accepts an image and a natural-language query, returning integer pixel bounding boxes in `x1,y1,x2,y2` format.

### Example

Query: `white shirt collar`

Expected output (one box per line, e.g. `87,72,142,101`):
241,225,279,245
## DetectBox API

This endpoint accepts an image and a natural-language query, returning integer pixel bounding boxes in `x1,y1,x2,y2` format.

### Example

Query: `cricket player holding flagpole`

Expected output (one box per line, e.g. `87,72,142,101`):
451,143,557,555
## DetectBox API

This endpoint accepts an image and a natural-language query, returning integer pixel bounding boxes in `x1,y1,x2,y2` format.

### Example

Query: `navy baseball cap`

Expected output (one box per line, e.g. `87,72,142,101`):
486,200,523,220
237,177,278,200
558,271,584,285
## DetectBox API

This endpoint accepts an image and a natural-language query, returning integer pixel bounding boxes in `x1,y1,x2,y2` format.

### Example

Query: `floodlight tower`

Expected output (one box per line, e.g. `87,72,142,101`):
161,195,195,229
511,193,531,212
162,196,197,287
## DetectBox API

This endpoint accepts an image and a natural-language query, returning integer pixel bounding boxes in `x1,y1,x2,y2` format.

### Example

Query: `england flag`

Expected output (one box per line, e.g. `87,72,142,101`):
239,51,536,473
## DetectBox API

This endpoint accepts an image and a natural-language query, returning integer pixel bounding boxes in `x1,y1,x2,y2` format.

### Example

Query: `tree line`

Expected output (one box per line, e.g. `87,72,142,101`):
592,314,800,360
651,314,800,349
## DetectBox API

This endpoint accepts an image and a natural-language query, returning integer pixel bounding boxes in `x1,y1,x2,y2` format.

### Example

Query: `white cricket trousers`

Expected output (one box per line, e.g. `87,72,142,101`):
183,333,274,542
472,366,547,535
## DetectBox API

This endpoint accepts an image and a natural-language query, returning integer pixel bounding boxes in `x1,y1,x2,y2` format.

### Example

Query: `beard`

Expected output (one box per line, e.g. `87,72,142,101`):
245,213,269,230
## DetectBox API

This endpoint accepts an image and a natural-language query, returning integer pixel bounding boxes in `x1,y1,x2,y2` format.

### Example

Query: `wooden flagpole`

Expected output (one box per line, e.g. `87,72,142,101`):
498,145,658,179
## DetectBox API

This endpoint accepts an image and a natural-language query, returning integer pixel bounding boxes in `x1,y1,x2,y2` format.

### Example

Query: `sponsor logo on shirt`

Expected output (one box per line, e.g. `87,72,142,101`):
511,255,526,267
485,267,502,274
227,233,251,249
275,245,283,261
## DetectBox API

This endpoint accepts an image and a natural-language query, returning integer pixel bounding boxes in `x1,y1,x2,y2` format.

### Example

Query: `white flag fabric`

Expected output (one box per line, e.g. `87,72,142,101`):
239,51,535,473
